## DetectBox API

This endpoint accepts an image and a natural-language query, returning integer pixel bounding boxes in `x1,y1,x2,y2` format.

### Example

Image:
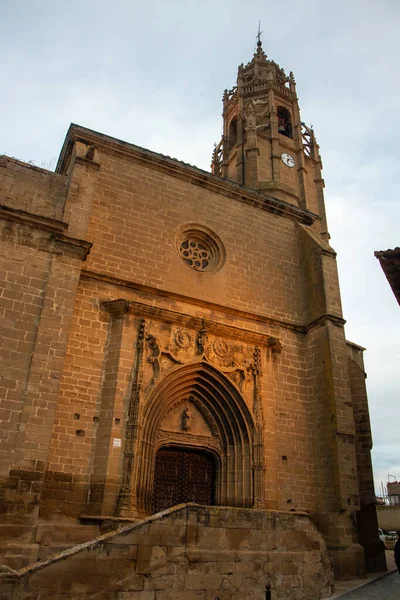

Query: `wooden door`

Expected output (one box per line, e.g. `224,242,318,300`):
153,447,214,513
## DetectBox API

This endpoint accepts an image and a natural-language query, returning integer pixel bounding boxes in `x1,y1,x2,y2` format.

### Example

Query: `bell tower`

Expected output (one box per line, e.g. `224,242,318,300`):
212,37,329,241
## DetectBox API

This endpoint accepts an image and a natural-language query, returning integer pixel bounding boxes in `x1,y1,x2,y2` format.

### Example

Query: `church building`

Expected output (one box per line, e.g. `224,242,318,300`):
0,39,385,598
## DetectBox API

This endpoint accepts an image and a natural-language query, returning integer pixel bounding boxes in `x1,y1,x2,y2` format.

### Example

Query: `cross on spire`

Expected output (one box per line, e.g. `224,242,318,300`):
256,21,263,46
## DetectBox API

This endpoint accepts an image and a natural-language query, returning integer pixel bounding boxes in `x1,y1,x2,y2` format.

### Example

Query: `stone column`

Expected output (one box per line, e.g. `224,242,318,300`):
88,300,131,516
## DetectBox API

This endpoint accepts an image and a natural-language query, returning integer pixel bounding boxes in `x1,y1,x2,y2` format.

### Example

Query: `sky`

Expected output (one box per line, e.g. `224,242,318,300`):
1,0,399,495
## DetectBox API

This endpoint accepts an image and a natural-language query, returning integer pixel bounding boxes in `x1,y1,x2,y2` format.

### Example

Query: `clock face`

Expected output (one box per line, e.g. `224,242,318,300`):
281,152,295,168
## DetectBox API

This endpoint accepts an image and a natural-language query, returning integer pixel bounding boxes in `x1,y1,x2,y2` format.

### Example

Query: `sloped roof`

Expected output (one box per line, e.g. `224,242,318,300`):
56,123,318,227
375,247,400,305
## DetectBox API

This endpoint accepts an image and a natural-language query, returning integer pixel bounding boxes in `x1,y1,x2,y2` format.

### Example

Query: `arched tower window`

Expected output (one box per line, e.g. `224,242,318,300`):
277,107,292,138
227,117,238,152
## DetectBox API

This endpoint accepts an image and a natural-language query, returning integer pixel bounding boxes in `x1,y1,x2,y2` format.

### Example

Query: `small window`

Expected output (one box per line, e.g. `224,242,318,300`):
277,106,292,139
228,117,238,151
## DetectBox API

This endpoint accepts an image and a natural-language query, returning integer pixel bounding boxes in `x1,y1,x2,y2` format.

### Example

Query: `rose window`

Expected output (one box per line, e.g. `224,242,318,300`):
176,226,225,273
180,240,211,270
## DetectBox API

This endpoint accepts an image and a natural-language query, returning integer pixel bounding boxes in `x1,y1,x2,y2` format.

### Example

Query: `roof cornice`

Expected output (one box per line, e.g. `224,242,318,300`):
57,124,318,226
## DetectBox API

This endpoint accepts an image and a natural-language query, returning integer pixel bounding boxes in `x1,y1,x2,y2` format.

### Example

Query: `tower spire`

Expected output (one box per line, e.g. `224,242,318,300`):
211,42,328,239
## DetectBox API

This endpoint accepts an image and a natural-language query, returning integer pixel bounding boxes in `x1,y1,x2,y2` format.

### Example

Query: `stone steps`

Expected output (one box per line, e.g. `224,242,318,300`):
38,544,75,561
0,543,39,571
36,523,100,547
0,522,103,570
0,505,335,600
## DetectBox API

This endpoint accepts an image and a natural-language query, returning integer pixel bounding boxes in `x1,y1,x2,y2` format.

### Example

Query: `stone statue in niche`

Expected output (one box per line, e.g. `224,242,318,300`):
181,406,193,432
245,101,257,130
253,98,270,133
146,333,161,384
197,328,209,357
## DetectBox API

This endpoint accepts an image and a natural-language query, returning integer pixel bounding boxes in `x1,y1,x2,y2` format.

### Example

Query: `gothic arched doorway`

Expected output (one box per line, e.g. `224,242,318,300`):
133,361,256,515
153,446,215,513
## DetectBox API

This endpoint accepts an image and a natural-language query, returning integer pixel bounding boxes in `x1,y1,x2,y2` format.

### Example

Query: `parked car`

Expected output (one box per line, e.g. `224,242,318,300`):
378,529,397,548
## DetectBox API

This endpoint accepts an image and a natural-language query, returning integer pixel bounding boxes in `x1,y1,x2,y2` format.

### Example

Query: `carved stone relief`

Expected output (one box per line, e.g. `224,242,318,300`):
175,329,192,349
243,99,270,134
244,102,257,130
159,399,213,438
267,336,282,356
131,314,282,417
225,369,249,391
164,327,196,362
98,302,282,515
196,328,209,356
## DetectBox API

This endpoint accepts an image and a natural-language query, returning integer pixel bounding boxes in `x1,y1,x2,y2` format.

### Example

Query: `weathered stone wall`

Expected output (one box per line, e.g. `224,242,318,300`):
0,156,68,220
81,147,306,324
0,153,95,565
0,157,69,479
0,505,334,600
347,343,386,572
0,126,384,580
377,506,400,531
38,131,326,522
40,277,318,520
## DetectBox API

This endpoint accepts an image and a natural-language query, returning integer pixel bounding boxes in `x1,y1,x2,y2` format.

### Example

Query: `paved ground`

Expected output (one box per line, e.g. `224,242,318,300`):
336,570,399,599
329,551,398,598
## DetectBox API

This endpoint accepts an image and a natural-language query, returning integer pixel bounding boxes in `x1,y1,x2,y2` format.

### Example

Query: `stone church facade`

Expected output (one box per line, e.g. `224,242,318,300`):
0,41,385,596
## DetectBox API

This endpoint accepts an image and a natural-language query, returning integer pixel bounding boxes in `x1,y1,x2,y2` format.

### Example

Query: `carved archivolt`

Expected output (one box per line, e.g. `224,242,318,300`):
134,361,256,513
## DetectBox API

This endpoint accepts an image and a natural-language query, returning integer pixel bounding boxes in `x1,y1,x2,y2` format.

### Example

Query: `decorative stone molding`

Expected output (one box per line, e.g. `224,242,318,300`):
85,269,306,332
124,300,282,349
306,314,346,332
267,336,282,354
101,299,130,317
0,205,92,260
252,346,266,509
117,319,146,516
156,430,221,454
59,125,317,227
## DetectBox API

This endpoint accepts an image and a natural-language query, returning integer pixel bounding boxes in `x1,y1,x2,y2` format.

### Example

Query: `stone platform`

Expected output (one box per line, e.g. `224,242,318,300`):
0,504,334,599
